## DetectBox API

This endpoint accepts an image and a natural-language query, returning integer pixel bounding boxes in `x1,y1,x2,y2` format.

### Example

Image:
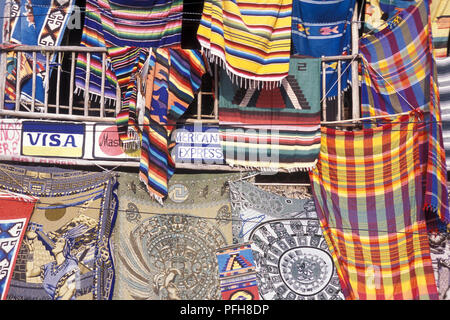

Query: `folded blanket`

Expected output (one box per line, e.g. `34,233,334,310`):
360,0,449,224
309,112,439,300
197,0,292,88
219,56,321,172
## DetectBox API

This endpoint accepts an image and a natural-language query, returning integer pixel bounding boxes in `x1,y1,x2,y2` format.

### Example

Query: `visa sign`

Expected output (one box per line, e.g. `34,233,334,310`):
22,121,85,158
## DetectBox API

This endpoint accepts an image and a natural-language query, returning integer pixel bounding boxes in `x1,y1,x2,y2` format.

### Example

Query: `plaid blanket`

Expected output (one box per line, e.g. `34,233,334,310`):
291,0,355,99
360,0,449,224
139,48,206,204
75,0,183,102
219,56,321,172
0,191,37,300
197,0,292,88
309,112,439,300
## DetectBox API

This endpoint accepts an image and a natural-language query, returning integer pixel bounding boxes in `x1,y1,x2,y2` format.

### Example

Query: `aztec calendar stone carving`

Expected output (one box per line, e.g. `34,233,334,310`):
249,219,344,300
127,214,227,300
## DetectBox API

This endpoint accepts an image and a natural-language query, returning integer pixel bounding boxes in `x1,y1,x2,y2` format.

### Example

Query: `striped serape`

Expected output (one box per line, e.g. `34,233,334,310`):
309,112,439,300
438,57,450,170
139,48,205,204
291,0,355,99
364,0,449,58
360,0,449,224
197,0,292,88
75,0,183,101
109,47,149,150
219,56,321,172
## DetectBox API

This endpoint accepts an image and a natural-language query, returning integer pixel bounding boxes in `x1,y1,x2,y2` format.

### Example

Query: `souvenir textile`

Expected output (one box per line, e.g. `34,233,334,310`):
219,56,321,172
0,164,118,300
429,220,450,300
309,112,439,300
139,48,206,204
0,191,37,300
216,243,259,300
75,0,183,102
229,181,344,300
197,0,292,88
360,0,449,223
5,0,75,109
112,172,241,300
291,0,356,99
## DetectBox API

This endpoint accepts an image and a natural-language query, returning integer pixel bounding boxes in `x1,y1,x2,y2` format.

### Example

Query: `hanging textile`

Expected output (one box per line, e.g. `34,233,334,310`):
0,164,118,300
139,48,206,204
219,56,321,172
112,172,240,300
0,191,37,300
109,47,149,150
360,0,449,224
216,243,260,300
75,0,183,101
197,0,292,88
437,57,450,169
309,112,439,300
0,0,5,42
291,0,356,99
5,0,75,109
229,181,345,300
364,0,450,58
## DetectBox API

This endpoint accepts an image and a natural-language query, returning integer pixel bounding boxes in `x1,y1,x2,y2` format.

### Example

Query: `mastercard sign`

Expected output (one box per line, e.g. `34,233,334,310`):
93,124,140,160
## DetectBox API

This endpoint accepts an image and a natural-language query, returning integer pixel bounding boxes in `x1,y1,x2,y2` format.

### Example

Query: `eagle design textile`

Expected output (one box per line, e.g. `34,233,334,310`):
0,191,37,300
309,112,439,300
228,181,344,300
291,0,356,99
216,243,260,300
360,0,449,224
112,172,241,300
197,0,292,88
75,0,183,102
219,56,321,172
364,0,450,58
0,164,118,300
139,48,206,204
5,0,75,109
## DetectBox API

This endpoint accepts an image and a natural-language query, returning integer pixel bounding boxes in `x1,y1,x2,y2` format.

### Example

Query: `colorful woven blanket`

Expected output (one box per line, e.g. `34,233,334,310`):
75,0,183,101
429,222,450,300
291,0,355,99
228,181,345,300
139,48,206,204
6,0,75,108
219,56,321,172
360,0,449,224
112,172,241,300
109,46,149,150
216,243,260,300
0,164,118,300
0,191,37,300
364,0,449,58
197,0,292,88
309,112,439,300
438,57,450,170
